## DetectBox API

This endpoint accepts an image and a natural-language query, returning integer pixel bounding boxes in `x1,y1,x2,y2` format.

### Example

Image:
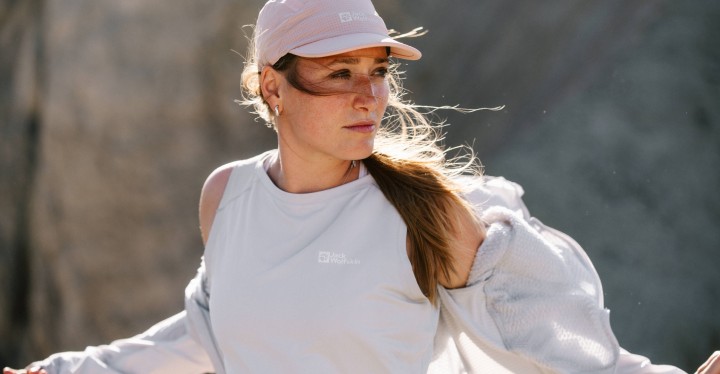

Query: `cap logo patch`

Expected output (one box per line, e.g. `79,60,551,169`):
338,11,370,23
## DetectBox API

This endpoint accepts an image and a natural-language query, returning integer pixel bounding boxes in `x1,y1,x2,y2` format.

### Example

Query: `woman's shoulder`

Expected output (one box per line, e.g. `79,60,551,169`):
199,162,236,245
201,151,273,204
440,191,487,289
199,152,271,244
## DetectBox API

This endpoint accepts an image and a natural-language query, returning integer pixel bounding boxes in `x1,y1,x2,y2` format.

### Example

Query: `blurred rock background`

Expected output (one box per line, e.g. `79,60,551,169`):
1,0,718,371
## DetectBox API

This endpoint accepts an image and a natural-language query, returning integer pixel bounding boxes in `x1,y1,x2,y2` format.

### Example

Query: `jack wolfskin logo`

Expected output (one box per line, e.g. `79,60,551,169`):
318,251,360,265
338,11,370,23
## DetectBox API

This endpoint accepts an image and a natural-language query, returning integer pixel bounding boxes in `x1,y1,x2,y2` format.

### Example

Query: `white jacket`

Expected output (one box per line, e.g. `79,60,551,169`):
36,176,686,373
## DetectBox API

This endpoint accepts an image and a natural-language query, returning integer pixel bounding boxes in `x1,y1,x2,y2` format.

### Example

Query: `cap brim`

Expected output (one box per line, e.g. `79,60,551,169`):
290,33,421,60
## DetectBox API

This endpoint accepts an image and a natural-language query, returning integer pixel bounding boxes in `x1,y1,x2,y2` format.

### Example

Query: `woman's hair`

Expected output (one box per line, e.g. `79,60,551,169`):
238,40,485,304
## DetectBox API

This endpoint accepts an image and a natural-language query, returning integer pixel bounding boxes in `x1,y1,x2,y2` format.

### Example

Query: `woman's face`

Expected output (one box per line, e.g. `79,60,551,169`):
275,47,390,164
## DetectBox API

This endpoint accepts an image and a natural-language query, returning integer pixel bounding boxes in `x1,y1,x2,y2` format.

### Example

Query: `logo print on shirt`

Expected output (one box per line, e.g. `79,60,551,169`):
318,251,360,265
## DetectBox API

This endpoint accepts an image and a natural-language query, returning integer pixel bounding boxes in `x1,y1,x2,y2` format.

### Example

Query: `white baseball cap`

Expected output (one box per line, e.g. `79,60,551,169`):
255,0,422,68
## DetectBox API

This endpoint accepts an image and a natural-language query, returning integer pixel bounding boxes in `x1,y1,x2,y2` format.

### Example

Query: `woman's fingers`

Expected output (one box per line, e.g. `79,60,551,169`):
2,366,47,374
697,351,720,374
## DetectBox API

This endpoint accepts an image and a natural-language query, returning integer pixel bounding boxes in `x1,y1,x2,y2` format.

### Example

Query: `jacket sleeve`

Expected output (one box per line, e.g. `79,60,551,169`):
34,264,215,374
438,177,686,373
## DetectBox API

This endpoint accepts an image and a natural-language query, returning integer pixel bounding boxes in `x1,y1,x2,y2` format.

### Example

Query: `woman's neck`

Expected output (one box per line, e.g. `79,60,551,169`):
267,150,358,194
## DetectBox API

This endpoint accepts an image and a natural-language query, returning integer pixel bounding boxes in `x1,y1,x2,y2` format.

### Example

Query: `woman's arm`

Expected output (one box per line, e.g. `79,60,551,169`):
4,165,235,374
4,311,213,374
437,198,485,289
437,177,699,373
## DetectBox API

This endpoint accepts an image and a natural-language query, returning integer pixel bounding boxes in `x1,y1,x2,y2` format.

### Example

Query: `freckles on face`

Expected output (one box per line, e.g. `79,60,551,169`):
276,47,391,160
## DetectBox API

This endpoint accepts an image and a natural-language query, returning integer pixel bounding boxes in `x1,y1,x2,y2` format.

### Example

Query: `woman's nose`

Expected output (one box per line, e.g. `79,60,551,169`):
352,75,379,110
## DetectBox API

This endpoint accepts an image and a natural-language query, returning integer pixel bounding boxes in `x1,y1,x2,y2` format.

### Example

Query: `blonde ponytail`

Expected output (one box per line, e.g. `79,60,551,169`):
364,152,479,303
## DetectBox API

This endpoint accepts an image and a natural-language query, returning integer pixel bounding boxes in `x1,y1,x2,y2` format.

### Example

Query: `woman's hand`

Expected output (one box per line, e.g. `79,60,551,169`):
697,351,720,374
3,367,47,374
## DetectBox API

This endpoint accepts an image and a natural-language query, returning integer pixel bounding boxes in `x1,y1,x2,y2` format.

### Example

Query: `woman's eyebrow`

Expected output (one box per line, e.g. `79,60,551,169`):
328,57,359,66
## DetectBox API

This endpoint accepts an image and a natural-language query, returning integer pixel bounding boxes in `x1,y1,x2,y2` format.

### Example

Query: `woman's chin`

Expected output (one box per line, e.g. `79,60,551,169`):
355,147,375,161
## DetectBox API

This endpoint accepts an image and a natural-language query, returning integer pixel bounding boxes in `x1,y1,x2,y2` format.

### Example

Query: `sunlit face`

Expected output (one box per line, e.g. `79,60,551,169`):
275,47,390,164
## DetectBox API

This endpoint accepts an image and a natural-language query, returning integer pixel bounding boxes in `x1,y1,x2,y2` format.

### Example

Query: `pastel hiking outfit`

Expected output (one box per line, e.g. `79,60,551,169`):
35,151,685,373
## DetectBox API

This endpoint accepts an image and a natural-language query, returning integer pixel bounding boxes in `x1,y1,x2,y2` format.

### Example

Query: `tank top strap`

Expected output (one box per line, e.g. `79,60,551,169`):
217,151,273,211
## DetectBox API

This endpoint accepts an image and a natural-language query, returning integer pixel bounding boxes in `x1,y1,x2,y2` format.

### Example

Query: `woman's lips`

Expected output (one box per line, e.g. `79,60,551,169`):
344,122,376,133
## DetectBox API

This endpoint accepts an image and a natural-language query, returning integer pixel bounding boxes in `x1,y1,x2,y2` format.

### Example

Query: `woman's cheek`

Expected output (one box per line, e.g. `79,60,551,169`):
375,81,390,106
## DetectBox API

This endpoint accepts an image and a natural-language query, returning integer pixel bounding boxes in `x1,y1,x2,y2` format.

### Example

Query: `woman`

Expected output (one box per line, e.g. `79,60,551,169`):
6,0,718,372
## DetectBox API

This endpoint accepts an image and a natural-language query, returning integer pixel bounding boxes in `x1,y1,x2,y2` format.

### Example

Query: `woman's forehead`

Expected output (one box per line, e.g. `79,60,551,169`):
308,47,389,64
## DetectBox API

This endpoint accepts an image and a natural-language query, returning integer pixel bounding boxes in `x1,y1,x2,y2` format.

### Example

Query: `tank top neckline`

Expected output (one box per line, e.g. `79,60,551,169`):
254,150,374,204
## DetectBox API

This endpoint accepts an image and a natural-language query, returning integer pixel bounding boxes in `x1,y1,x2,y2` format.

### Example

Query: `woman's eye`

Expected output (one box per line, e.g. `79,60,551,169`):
373,68,389,78
329,70,352,80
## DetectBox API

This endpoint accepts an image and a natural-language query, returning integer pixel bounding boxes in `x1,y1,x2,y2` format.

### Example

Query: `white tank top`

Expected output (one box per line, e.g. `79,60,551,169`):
204,151,439,373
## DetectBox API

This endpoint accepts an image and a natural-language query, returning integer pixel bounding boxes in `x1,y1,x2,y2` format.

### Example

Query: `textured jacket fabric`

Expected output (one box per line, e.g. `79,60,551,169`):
35,168,686,373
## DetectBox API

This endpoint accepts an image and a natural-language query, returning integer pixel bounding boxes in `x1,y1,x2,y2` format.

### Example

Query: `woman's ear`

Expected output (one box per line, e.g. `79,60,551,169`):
260,66,282,107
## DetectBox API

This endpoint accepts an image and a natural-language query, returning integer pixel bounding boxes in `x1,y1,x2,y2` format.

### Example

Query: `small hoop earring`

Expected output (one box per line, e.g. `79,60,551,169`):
274,105,280,117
